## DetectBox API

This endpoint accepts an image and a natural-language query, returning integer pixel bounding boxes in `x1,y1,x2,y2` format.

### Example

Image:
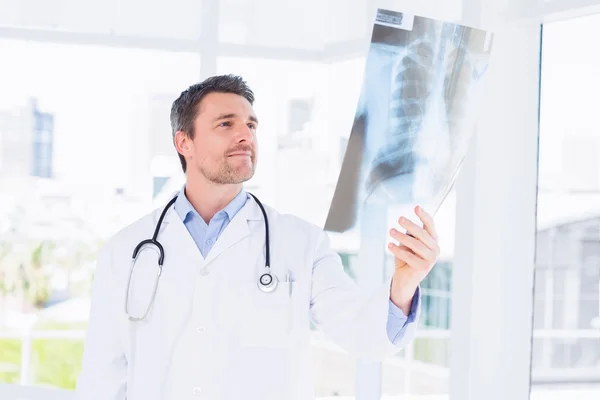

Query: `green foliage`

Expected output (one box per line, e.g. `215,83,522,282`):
0,339,21,384
413,338,450,367
0,322,87,390
0,338,84,390
32,339,84,389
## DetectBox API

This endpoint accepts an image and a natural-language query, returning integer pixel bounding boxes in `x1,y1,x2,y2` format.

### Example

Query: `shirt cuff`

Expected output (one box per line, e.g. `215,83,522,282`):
386,286,421,345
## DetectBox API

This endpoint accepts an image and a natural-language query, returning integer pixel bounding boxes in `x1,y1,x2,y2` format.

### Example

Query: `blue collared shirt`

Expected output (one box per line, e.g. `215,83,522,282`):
174,185,249,258
174,185,419,344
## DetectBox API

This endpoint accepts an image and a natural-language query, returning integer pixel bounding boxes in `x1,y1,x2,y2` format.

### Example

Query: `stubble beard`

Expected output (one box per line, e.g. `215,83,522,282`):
199,156,256,185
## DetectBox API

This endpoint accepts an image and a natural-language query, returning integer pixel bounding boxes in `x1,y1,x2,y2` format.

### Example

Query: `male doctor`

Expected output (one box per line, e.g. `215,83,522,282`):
75,74,440,400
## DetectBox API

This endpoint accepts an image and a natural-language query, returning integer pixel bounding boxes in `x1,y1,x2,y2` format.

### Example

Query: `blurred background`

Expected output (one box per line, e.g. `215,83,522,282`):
0,0,598,399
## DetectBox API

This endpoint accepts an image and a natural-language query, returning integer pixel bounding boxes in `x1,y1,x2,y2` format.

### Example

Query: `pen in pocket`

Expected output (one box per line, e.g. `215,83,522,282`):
286,270,293,297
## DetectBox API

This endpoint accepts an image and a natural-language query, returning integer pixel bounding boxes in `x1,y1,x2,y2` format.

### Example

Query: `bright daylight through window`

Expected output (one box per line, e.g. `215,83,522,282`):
0,39,202,388
533,12,600,396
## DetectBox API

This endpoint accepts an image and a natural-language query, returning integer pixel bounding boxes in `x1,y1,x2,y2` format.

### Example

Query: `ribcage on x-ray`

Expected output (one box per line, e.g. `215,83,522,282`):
365,36,436,195
323,13,493,233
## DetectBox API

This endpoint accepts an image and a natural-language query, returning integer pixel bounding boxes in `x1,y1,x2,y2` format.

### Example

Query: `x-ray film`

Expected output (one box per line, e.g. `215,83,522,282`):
324,9,494,233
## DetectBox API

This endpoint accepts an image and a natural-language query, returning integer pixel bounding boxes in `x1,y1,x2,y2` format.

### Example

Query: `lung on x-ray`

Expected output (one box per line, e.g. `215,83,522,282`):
324,9,494,233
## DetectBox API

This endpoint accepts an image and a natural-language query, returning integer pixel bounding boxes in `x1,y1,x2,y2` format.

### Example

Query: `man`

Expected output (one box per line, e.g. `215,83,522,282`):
75,74,440,400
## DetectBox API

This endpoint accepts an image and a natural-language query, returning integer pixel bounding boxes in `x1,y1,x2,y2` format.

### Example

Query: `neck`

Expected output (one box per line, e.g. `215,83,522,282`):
184,174,242,224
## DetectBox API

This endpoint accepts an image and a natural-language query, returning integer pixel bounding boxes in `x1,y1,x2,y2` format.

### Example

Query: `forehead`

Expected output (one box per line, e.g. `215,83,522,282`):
196,92,255,119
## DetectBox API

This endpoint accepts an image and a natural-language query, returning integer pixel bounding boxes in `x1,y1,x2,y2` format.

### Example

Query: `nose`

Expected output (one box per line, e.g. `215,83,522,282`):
235,124,254,143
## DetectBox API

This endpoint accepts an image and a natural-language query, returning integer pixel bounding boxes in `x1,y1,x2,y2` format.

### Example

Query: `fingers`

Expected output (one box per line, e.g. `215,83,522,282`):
397,216,439,254
393,206,440,257
389,228,436,263
388,243,427,270
415,206,438,241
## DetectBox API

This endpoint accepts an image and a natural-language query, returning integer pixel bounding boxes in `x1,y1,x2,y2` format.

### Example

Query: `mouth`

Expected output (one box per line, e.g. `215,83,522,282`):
227,152,252,157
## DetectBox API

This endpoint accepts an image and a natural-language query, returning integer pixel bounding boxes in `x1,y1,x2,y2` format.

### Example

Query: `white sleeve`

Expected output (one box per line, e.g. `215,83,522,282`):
75,245,127,400
309,230,419,362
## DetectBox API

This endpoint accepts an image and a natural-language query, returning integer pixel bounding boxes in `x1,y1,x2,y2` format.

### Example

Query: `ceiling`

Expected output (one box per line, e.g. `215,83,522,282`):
1,0,568,60
0,0,378,60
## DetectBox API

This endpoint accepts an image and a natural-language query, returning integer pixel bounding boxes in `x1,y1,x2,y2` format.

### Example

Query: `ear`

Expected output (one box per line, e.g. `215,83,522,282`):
174,131,193,157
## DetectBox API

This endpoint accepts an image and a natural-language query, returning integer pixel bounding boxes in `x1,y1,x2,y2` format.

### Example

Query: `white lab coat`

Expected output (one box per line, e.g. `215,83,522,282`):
75,197,419,400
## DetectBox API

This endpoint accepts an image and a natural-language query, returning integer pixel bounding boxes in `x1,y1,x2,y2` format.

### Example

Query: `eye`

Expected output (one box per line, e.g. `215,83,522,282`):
219,121,232,127
247,123,257,130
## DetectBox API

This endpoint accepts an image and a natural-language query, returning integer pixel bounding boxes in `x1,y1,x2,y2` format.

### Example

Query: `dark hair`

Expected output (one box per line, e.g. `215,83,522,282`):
170,74,255,172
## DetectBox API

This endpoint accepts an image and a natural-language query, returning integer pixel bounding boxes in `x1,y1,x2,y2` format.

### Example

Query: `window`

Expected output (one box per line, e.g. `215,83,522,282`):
561,135,600,192
0,38,200,388
535,13,600,390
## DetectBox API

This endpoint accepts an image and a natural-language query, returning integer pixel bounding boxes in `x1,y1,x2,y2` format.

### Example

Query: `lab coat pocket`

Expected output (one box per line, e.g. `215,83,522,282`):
238,282,293,348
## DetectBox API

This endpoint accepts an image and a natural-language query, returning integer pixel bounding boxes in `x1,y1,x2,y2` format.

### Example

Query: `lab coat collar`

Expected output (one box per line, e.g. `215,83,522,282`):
203,195,263,266
155,192,265,266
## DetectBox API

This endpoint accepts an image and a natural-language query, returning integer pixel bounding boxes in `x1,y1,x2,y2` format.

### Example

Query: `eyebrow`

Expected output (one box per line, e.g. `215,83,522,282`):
214,113,259,124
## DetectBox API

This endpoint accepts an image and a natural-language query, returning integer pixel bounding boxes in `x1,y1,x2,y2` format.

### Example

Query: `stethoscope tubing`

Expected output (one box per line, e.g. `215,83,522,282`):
125,192,275,322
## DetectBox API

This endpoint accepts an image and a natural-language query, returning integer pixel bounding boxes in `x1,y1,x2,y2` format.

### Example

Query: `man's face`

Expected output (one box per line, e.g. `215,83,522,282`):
182,92,258,184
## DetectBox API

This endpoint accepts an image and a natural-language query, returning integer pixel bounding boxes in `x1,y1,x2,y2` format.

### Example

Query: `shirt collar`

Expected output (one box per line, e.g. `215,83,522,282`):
221,187,249,220
174,184,248,223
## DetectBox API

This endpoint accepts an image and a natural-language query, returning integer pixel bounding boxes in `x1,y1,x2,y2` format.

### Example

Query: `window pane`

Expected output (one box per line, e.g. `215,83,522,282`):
535,13,600,399
0,38,200,388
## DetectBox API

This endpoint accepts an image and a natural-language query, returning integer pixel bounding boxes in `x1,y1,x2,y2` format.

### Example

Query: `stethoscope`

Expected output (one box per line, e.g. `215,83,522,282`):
125,192,277,322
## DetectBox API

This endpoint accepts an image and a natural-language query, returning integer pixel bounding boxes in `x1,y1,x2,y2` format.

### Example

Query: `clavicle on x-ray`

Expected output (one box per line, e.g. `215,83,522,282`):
325,9,494,233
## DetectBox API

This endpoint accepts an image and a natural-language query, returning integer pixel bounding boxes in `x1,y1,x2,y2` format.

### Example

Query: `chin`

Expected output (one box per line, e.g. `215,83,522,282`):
238,171,255,182
226,167,254,183
231,160,254,172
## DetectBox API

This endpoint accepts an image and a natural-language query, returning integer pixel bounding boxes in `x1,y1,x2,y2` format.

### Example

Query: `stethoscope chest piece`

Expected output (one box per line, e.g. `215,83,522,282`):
257,270,278,293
